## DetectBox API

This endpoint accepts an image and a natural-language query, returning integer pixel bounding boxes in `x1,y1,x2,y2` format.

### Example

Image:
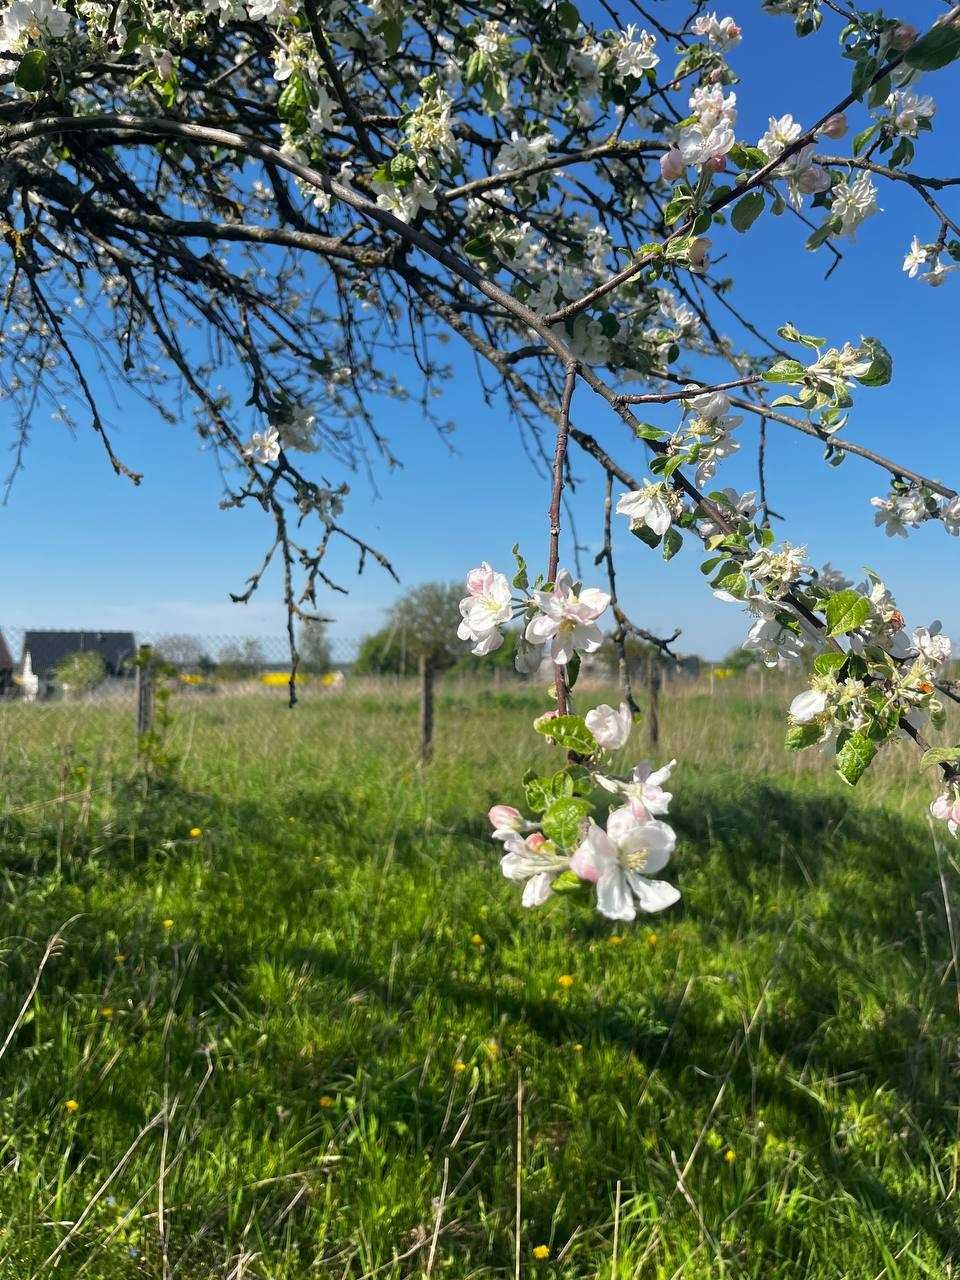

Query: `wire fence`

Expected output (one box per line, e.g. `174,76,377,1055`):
0,624,802,756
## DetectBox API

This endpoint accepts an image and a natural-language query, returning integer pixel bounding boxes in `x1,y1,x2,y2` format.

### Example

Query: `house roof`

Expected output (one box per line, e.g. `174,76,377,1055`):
22,631,137,677
0,630,11,671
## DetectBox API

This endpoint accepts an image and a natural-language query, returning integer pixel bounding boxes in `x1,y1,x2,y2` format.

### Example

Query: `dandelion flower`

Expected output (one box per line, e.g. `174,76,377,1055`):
189,827,202,839
162,918,174,931
557,974,575,988
115,954,126,964
533,1244,551,1260
319,1095,334,1108
65,1099,79,1113
470,933,484,946
573,1043,584,1052
647,933,658,947
608,935,624,946
453,1060,467,1073
101,1007,113,1019
724,1148,736,1163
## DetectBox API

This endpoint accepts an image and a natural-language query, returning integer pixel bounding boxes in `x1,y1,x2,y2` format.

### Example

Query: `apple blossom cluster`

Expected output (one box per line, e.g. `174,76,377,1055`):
871,484,960,538
456,560,611,671
902,237,960,288
491,735,681,920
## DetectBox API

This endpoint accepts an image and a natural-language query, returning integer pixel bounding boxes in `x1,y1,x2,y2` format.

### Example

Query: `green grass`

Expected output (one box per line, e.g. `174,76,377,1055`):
0,679,958,1278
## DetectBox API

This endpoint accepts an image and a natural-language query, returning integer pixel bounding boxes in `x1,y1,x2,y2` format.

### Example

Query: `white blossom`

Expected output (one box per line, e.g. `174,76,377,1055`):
570,808,679,920
912,621,951,665
501,832,570,907
457,562,512,655
525,570,610,664
830,174,880,240
244,426,280,463
585,702,632,750
616,481,672,536
614,25,659,79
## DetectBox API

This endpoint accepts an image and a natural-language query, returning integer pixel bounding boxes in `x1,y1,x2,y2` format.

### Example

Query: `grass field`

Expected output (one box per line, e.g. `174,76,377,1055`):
0,679,957,1278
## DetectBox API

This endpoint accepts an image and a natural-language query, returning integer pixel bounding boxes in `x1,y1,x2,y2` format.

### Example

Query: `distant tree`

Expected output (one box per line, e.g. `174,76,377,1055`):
298,620,332,674
55,651,106,697
217,638,267,680
388,582,464,671
155,634,205,669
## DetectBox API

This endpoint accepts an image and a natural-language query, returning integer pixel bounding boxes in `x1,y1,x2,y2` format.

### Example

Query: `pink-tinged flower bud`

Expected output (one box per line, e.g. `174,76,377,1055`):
526,832,547,851
820,112,848,141
709,153,727,173
488,804,522,833
689,237,711,269
659,147,685,182
708,67,725,84
798,164,830,195
890,23,917,50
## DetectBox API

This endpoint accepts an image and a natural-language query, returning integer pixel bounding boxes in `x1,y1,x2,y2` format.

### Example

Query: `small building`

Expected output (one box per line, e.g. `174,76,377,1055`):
20,631,136,700
0,630,13,695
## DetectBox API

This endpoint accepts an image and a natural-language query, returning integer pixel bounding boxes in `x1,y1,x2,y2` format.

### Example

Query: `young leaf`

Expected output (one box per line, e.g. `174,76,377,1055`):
762,358,806,384
813,651,847,676
835,729,877,787
786,721,824,751
906,23,960,72
541,796,591,848
824,589,870,637
533,714,599,757
731,190,764,233
919,746,960,769
15,48,48,92
855,337,893,387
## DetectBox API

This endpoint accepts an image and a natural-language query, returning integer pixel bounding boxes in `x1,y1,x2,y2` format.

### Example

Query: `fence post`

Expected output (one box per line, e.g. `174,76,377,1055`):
419,653,434,763
647,653,660,750
136,644,155,744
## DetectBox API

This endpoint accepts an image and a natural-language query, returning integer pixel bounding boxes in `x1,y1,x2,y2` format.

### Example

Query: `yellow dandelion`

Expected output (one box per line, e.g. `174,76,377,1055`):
532,1244,551,1261
162,918,174,931
573,1043,584,1052
319,1095,334,1109
485,1039,500,1058
608,935,624,946
101,1007,113,1019
646,932,658,947
189,827,202,839
724,1148,736,1163
470,933,484,946
453,1060,467,1073
64,1099,79,1113
557,974,575,988
115,954,126,964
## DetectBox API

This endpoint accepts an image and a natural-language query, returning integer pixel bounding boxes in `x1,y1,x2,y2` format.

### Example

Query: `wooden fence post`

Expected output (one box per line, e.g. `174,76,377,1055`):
647,653,660,750
419,653,434,763
136,644,155,744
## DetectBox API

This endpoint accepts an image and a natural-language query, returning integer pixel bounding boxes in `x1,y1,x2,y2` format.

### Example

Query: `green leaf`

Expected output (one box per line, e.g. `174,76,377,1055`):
541,796,591,849
533,714,598,757
805,220,837,251
557,0,580,31
728,142,768,171
851,54,879,100
786,721,824,751
731,190,765,233
15,48,48,92
867,73,891,109
663,194,690,226
662,527,683,561
524,769,574,814
824,589,870,638
712,566,746,598
919,746,960,769
633,422,666,442
852,122,879,156
835,729,877,787
813,652,847,676
906,22,960,72
511,542,528,590
550,868,587,894
856,337,893,387
631,523,663,550
762,358,807,384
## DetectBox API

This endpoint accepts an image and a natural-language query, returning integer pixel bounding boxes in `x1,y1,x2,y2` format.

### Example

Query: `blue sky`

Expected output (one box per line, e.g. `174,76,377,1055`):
2,3,958,659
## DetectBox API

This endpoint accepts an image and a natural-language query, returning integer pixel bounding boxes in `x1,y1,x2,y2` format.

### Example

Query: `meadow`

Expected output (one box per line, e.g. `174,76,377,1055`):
0,676,957,1278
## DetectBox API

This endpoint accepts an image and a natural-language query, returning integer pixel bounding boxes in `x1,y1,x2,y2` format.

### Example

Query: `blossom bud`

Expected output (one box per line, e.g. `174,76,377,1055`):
709,153,727,173
798,164,830,195
488,804,523,835
659,147,685,182
890,23,917,50
526,832,547,851
820,112,848,140
688,237,711,269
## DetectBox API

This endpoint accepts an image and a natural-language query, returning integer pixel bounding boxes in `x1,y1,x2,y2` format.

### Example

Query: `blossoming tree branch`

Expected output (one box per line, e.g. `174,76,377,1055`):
2,0,959,916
